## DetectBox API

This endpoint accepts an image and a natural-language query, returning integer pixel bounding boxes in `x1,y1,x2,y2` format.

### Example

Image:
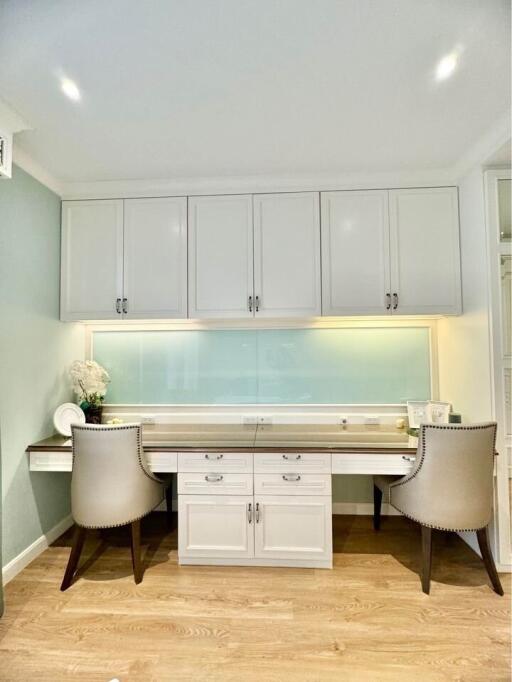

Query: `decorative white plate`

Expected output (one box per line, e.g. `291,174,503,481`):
53,403,85,436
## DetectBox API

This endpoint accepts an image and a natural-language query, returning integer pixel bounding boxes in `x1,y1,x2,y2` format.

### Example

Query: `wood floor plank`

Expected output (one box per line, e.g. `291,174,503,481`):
0,514,509,682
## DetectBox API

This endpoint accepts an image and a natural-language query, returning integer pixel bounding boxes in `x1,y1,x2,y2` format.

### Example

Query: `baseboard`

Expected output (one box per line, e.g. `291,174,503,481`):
332,502,401,516
2,514,74,585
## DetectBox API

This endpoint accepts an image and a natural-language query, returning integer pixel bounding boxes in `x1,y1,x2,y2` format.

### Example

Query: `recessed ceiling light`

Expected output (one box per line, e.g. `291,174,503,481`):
61,78,81,102
436,52,458,81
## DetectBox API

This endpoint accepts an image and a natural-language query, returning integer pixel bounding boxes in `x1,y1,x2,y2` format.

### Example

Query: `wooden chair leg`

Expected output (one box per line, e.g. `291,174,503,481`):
165,478,176,530
130,519,143,584
60,525,86,591
421,525,432,595
476,527,504,596
373,485,383,531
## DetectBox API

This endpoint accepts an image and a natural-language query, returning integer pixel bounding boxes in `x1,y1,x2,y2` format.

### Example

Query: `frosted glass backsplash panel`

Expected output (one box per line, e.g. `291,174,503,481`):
92,328,431,404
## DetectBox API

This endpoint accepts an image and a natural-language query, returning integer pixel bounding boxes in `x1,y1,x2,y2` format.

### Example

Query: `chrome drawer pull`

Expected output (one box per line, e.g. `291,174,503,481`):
282,474,301,482
247,503,252,524
205,453,223,460
205,474,223,482
255,502,260,523
402,456,416,462
282,454,301,461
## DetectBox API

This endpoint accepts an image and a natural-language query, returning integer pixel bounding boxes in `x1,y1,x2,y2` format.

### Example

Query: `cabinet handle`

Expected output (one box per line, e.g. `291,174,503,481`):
255,502,260,523
116,298,122,314
282,454,301,461
122,297,128,314
205,474,223,482
282,474,301,482
402,455,416,462
205,453,223,460
385,293,391,310
247,503,252,524
255,295,260,312
248,295,253,312
393,293,398,310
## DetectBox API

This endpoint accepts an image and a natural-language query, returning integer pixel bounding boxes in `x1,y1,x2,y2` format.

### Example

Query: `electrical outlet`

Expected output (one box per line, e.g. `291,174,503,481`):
364,416,380,426
141,415,156,425
258,416,273,425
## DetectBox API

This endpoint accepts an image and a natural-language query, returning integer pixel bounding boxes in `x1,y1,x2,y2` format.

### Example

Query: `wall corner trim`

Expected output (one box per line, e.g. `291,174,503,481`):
2,514,73,585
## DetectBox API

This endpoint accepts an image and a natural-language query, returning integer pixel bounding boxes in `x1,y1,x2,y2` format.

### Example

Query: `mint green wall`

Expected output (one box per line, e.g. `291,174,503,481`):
0,165,84,568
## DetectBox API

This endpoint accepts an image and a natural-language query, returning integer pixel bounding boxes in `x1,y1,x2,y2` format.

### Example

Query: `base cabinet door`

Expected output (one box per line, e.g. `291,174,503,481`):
178,495,254,559
254,495,332,563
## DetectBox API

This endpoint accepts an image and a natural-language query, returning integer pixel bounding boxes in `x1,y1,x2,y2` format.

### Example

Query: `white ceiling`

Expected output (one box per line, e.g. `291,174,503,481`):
0,0,510,184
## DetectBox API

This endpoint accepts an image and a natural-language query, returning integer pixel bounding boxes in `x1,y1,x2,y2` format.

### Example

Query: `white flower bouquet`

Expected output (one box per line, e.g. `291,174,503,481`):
69,360,110,421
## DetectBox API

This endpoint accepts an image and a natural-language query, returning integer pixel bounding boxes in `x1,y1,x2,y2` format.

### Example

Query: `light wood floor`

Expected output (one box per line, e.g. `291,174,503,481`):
0,515,510,682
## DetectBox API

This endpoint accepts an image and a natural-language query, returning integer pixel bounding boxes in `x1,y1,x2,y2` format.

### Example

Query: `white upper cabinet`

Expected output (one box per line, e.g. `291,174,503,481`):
61,200,123,320
389,187,461,315
321,190,391,315
61,185,462,322
253,193,321,317
188,195,254,318
123,197,187,319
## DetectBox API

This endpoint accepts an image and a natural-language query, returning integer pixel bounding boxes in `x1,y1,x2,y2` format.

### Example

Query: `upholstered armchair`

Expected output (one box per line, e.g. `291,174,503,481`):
373,423,503,596
61,423,165,590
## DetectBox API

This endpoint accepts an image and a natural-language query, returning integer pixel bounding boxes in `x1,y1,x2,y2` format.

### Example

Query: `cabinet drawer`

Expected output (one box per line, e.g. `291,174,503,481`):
178,472,253,496
145,451,178,472
178,452,253,473
331,452,414,475
254,473,331,496
254,452,331,474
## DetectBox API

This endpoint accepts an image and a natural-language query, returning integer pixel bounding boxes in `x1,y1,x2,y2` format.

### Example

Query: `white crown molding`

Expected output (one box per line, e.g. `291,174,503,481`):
13,143,64,196
11,114,510,199
0,97,30,134
452,112,511,181
59,168,456,200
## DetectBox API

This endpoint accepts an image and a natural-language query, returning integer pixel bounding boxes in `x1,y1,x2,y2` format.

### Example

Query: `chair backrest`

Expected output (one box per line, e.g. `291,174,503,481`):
70,423,163,529
391,423,497,531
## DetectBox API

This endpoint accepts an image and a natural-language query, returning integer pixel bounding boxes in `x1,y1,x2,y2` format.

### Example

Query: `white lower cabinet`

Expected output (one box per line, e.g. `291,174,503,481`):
177,456,333,568
178,495,254,559
254,495,332,564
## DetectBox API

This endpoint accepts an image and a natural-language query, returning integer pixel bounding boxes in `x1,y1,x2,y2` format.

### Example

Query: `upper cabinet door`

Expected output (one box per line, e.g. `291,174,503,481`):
321,190,391,315
389,188,461,315
253,193,321,317
188,195,254,318
123,197,187,319
61,200,123,321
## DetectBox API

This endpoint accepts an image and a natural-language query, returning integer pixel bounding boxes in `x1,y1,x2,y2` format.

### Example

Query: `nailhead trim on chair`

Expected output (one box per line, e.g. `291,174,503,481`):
75,500,165,530
70,424,165,530
389,423,497,532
